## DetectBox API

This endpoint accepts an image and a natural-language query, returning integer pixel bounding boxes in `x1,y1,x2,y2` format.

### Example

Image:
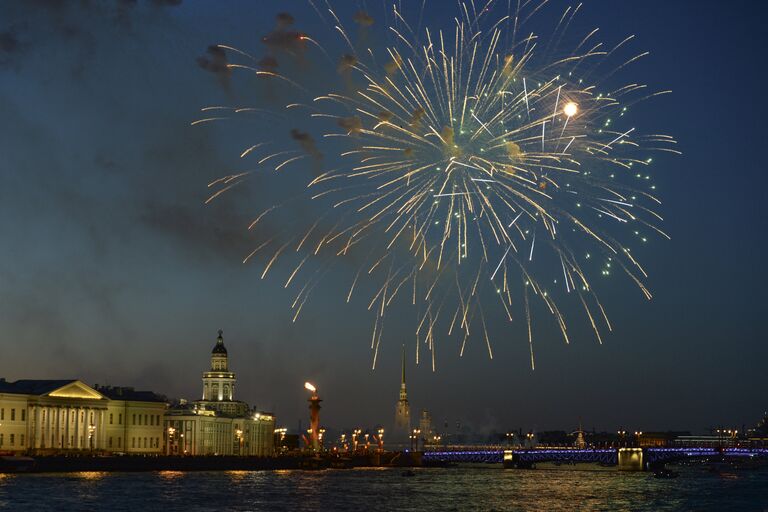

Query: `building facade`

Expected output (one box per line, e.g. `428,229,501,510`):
0,379,166,455
163,331,275,456
393,346,410,440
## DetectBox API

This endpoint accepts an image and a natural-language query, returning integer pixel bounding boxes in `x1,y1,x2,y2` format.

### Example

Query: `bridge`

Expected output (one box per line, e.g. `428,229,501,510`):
421,447,768,471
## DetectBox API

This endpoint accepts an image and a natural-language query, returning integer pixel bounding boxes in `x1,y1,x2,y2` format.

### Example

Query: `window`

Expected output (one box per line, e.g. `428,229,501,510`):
21,409,25,421
0,408,3,420
70,435,74,446
10,434,15,446
149,415,153,426
118,437,122,448
132,414,136,425
109,413,113,425
156,415,160,425
119,413,122,425
144,414,148,425
109,437,113,448
0,433,3,446
21,434,25,446
132,438,136,448
10,409,15,421
144,437,147,448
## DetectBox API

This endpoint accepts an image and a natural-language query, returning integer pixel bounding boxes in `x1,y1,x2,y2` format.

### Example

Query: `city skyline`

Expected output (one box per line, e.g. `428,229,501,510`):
1,0,766,435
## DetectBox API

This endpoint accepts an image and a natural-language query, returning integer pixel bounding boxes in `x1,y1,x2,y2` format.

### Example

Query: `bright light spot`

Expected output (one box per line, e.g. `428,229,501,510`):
563,102,578,117
304,382,316,392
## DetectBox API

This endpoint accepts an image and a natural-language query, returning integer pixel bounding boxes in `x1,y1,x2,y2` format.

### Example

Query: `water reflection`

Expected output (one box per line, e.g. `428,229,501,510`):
157,470,184,480
71,471,108,480
0,467,765,511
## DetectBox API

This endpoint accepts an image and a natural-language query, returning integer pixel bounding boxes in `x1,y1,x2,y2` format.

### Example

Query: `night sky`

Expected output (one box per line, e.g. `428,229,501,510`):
1,0,765,436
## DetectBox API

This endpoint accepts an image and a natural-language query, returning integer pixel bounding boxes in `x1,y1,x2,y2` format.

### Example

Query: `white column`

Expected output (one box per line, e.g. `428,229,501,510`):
33,406,42,449
75,408,81,449
64,408,70,449
99,409,106,450
54,407,60,449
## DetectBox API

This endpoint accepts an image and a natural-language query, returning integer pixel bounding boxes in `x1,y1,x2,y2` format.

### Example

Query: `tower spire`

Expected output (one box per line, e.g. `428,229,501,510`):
401,344,406,386
394,344,411,435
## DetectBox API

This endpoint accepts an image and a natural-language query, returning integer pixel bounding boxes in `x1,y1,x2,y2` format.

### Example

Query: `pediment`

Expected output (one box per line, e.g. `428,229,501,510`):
46,381,106,400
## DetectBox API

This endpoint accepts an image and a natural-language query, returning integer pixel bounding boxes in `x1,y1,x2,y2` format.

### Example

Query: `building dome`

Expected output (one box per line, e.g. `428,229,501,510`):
212,329,228,355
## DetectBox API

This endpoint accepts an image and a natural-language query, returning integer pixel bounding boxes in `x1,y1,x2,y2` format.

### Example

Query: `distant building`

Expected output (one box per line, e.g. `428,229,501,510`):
637,431,690,447
0,379,166,454
163,331,275,456
419,409,435,445
393,346,410,439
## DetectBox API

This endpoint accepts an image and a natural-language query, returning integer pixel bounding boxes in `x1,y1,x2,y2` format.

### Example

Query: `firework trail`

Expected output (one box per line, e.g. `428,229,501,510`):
194,1,678,370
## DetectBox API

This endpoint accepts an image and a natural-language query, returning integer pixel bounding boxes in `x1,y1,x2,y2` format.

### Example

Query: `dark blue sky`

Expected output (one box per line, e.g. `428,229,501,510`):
0,0,765,435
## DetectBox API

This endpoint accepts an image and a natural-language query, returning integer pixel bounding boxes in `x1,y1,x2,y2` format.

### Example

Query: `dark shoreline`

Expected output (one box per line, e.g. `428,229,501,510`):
0,452,423,474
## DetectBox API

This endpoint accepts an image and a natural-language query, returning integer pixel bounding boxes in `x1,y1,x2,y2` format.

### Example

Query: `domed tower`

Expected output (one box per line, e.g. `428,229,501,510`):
202,330,236,401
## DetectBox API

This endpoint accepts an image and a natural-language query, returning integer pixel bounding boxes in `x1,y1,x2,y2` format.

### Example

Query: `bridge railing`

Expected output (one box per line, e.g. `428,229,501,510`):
421,447,768,465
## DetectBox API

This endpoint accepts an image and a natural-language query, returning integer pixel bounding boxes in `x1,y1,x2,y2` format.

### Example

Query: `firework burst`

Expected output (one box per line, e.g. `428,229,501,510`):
195,1,678,370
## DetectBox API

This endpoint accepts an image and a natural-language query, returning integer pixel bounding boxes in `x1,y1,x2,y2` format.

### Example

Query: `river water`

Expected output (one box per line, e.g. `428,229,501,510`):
1,466,767,511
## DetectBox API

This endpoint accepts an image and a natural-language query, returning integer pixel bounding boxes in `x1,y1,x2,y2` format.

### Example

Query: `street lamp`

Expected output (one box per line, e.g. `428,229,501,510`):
339,433,348,452
235,428,244,455
377,428,385,452
88,424,96,451
410,428,421,451
352,429,361,452
526,432,534,448
167,426,176,455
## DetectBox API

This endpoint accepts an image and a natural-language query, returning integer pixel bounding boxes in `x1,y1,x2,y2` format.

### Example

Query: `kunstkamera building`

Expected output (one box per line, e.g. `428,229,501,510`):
0,331,274,457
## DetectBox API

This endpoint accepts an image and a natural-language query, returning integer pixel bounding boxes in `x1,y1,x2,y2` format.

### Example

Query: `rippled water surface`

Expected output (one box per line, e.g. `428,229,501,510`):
1,467,767,511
